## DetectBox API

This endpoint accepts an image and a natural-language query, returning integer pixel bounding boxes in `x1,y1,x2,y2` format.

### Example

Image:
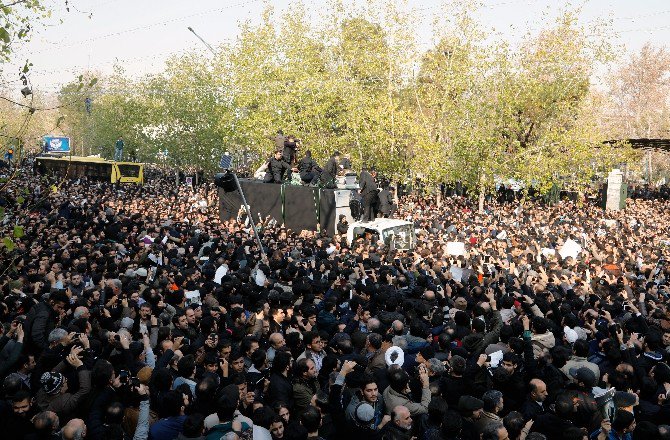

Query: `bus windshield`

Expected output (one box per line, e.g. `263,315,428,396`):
117,164,141,178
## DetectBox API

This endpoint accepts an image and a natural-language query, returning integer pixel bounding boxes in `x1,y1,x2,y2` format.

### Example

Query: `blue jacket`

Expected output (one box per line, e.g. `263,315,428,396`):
148,415,186,440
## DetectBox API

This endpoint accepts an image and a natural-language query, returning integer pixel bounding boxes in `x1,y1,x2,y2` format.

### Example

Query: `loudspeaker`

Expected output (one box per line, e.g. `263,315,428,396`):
214,172,237,192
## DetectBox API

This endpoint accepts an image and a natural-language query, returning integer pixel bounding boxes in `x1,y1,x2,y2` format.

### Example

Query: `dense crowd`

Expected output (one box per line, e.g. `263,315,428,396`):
0,162,669,440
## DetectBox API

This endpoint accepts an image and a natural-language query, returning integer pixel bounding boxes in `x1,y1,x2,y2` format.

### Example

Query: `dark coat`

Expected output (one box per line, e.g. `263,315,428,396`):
520,398,546,421
530,413,574,440
266,157,291,183
23,301,57,352
298,156,319,174
359,171,376,196
378,189,393,215
320,157,339,188
267,372,294,408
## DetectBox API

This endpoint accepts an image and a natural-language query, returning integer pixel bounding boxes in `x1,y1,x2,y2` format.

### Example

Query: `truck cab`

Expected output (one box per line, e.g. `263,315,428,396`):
346,218,416,250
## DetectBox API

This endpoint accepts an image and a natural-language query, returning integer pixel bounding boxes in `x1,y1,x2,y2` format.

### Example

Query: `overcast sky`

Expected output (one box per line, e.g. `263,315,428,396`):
3,0,670,93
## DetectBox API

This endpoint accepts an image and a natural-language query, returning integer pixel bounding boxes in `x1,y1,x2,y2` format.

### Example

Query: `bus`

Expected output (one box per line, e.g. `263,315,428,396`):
36,156,144,184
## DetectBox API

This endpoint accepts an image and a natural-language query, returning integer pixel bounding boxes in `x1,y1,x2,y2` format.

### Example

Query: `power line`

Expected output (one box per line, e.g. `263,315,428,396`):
31,0,262,53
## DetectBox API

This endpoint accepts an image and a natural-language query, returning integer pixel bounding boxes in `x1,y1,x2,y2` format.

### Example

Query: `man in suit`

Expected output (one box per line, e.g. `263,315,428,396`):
298,150,320,184
283,135,298,166
359,166,378,222
378,184,394,218
320,151,340,189
263,150,291,184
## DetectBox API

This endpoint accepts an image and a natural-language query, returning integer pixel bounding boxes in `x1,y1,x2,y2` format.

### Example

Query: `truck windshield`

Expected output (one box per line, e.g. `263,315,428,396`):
382,225,413,249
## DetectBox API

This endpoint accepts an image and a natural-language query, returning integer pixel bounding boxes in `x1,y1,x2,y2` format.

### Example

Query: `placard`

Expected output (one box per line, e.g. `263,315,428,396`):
446,241,465,256
559,239,582,260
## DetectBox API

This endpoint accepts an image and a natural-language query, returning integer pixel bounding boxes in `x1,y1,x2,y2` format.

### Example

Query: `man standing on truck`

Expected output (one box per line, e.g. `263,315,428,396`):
359,166,378,222
114,137,124,161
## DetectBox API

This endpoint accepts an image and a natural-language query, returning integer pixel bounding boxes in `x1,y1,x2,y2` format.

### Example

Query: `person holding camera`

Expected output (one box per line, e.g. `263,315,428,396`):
35,344,92,423
383,365,431,417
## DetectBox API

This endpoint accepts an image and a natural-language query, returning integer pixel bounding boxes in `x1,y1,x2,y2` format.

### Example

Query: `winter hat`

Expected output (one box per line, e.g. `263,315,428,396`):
354,402,375,424
40,372,64,395
458,395,484,412
462,333,484,353
569,367,597,388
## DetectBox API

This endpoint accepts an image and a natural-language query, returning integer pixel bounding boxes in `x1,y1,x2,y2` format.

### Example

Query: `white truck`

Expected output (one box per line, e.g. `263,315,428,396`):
346,218,416,250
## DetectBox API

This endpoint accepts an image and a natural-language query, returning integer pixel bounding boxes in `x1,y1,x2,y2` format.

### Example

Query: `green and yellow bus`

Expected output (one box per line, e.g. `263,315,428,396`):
36,156,144,184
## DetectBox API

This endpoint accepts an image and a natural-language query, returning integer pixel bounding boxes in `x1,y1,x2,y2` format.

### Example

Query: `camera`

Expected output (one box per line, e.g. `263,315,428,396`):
119,370,141,388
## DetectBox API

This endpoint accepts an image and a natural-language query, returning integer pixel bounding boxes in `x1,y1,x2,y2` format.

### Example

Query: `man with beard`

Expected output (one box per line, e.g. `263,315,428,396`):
380,405,414,440
458,395,484,440
346,374,387,431
3,390,37,438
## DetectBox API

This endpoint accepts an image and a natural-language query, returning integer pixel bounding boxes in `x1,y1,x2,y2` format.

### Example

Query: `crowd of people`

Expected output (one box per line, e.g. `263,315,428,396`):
0,159,669,440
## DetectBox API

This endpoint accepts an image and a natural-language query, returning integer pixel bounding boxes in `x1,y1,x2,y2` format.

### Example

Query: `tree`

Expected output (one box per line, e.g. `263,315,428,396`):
604,43,670,182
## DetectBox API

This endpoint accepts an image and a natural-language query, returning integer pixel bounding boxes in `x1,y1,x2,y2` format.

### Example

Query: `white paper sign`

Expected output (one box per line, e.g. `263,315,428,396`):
446,242,466,256
450,265,464,282
541,248,556,258
603,219,617,228
214,264,229,284
496,231,508,240
184,290,201,306
489,350,504,368
559,239,582,260
255,269,267,287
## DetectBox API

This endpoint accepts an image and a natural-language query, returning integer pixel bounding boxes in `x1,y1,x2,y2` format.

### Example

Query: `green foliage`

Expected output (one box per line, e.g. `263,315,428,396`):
13,225,23,238
2,237,14,252
0,0,49,62
52,0,630,196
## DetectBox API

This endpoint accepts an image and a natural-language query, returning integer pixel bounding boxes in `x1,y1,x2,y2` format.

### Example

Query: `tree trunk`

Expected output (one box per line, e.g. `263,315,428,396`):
478,185,485,213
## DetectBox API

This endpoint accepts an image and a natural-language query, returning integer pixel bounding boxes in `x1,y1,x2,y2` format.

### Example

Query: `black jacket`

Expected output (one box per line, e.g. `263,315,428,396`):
267,157,291,183
359,171,376,196
520,398,545,421
320,157,339,187
299,157,319,174
378,189,393,214
267,372,293,408
23,301,57,352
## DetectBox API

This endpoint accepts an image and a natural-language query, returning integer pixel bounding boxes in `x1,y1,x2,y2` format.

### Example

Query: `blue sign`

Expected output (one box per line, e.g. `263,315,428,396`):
43,136,71,153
